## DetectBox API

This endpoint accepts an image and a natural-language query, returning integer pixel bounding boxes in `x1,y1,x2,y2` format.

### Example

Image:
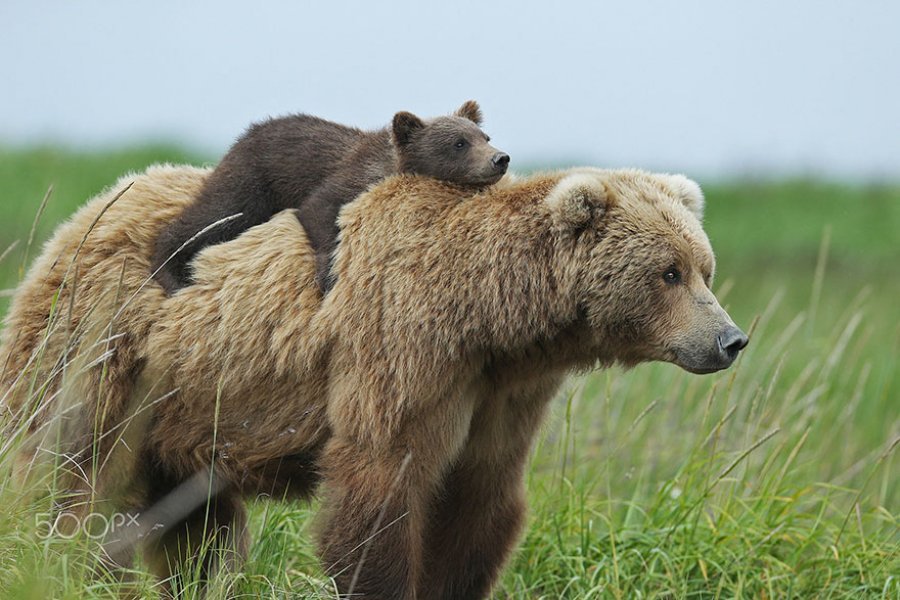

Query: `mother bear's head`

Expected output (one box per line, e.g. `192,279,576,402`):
544,168,748,374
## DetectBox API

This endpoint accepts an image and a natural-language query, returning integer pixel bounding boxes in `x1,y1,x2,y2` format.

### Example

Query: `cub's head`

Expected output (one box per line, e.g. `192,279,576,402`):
547,169,748,374
392,100,509,187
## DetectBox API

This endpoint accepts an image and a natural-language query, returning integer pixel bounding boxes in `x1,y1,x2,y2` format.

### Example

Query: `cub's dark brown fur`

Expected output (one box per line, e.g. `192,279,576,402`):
151,101,508,293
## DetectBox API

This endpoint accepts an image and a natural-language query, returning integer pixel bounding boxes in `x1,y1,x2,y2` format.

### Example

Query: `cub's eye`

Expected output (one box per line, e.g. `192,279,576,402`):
662,267,682,285
454,139,467,149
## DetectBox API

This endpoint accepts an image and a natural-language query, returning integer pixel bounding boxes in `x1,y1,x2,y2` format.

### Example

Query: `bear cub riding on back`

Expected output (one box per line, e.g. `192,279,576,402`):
152,100,509,293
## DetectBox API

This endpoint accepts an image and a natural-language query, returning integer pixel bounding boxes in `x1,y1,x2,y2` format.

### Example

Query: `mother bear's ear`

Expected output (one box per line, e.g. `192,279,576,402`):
662,174,705,221
545,173,609,232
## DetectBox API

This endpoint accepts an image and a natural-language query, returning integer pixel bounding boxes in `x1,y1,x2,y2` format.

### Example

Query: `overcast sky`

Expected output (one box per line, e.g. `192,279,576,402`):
2,1,898,179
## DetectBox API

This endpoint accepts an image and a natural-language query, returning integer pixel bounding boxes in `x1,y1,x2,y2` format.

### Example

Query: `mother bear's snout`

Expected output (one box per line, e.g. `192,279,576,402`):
717,325,749,364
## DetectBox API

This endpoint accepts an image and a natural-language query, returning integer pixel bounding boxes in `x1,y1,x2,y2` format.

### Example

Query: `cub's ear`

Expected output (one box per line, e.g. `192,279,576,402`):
664,174,705,221
545,173,609,231
454,100,483,125
392,111,425,145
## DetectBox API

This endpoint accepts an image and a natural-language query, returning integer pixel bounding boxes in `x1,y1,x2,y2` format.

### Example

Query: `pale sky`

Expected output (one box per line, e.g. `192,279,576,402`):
2,0,898,179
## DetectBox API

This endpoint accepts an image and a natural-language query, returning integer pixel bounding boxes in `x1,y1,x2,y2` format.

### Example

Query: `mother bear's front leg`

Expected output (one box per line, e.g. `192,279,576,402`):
316,387,477,600
419,375,561,600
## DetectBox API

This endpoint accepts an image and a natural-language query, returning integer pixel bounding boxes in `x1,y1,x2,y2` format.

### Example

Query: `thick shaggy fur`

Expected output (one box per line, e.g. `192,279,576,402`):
151,101,508,294
0,167,207,512
0,164,744,599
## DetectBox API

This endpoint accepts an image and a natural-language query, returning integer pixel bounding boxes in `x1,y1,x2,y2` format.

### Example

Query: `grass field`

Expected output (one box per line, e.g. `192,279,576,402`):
0,146,897,598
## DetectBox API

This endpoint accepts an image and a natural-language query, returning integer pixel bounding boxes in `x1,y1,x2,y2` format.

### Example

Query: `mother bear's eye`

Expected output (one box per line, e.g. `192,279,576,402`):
662,266,682,285
454,139,468,149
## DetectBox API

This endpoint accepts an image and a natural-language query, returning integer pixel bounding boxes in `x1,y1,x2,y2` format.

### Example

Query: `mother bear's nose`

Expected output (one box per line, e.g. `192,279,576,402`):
717,326,749,361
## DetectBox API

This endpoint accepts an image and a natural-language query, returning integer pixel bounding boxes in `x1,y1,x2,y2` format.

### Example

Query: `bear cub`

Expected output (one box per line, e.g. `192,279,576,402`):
151,100,509,293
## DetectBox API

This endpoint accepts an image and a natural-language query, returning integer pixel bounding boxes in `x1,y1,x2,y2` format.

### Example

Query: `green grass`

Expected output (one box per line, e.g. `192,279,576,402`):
0,146,897,598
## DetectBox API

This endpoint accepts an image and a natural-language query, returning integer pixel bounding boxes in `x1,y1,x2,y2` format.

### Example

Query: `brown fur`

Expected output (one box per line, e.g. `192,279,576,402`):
0,166,207,520
151,101,509,294
0,164,745,599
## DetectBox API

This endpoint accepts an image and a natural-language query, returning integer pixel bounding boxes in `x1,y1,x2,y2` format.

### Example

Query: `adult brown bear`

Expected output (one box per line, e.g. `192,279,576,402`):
0,165,746,599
